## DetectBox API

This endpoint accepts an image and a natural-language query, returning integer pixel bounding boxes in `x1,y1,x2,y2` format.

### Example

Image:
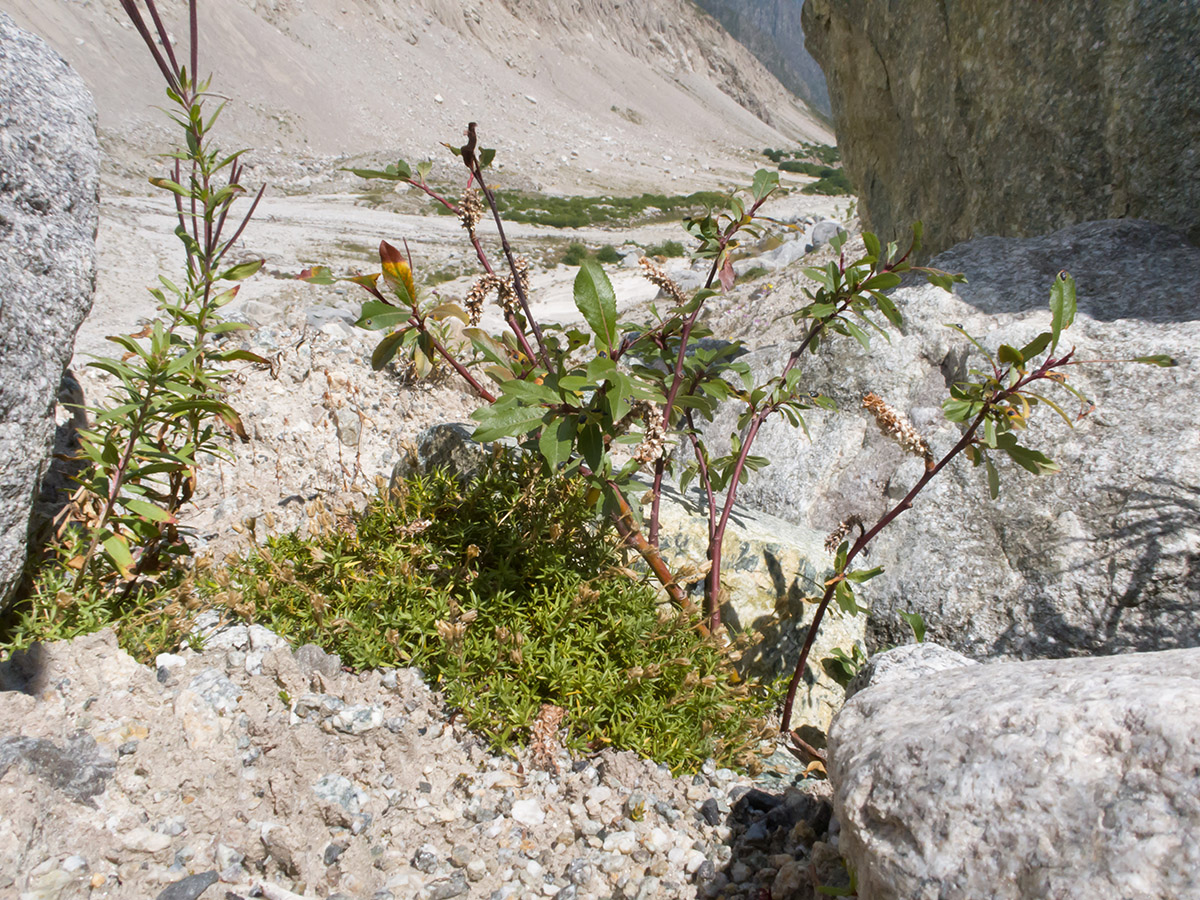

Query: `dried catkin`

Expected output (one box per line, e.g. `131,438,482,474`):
824,514,863,554
637,257,688,306
862,392,933,466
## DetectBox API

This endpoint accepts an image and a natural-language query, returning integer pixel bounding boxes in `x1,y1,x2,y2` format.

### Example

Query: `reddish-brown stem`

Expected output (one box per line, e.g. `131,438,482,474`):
778,358,1064,734
609,484,709,636
409,314,498,403
466,152,552,370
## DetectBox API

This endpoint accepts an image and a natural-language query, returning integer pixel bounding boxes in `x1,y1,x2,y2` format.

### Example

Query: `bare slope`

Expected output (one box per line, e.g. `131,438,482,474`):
1,0,831,192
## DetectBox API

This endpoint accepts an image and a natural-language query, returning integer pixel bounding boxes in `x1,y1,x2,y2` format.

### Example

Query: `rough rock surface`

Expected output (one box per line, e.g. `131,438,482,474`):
803,0,1200,255
654,484,864,731
0,13,99,607
829,648,1200,900
691,220,1199,658
844,642,976,700
691,0,831,115
0,626,840,899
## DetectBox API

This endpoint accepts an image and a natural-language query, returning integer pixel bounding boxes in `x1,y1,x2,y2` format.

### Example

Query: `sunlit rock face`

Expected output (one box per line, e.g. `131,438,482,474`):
803,0,1200,256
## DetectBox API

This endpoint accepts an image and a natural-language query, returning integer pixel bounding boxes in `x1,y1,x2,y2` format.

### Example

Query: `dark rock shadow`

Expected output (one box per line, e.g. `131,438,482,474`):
983,475,1199,660
930,220,1200,323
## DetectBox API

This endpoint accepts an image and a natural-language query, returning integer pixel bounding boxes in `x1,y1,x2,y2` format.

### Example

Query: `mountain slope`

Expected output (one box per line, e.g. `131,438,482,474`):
0,0,832,192
691,0,830,116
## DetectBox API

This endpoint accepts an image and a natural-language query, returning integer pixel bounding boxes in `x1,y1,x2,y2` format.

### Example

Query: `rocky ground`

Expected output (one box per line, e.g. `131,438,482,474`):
1,623,844,900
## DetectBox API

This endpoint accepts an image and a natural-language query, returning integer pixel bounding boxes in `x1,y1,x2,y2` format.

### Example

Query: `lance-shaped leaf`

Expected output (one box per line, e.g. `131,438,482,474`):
357,300,410,331
379,241,416,305
218,259,263,281
471,400,546,442
371,329,410,370
102,533,135,578
124,498,175,524
1049,271,1077,351
574,260,619,354
1135,354,1177,367
344,159,411,181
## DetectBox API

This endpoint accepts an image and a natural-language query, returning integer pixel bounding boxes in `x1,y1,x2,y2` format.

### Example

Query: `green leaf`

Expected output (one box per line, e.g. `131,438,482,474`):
862,232,881,261
479,148,496,168
371,330,410,370
985,457,1000,499
471,402,546,442
124,498,175,523
147,177,190,198
345,159,412,181
899,610,926,643
574,260,619,354
861,271,901,292
996,434,1061,476
102,533,135,577
538,417,575,469
356,300,409,331
845,566,884,584
997,344,1024,366
1049,271,1077,350
213,349,269,365
1134,354,1177,367
579,422,604,470
834,580,861,616
606,373,632,422
1018,332,1053,360
942,398,978,423
843,320,871,351
751,169,779,201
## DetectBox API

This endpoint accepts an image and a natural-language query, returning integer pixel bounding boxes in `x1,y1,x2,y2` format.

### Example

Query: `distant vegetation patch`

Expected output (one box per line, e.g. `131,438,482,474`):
763,142,841,166
802,170,854,196
645,240,686,258
485,190,728,229
763,143,853,196
561,243,627,266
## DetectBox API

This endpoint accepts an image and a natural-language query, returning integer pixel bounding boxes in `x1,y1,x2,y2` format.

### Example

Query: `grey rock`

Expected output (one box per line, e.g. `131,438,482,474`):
758,238,809,271
335,406,361,447
411,843,438,874
803,0,1200,254
154,870,219,900
691,220,1200,660
309,777,364,825
330,704,384,734
425,872,469,900
293,693,346,719
830,647,1200,899
294,643,343,680
389,422,508,488
323,842,346,866
0,13,100,607
0,733,114,805
186,669,242,715
845,642,977,699
809,220,845,250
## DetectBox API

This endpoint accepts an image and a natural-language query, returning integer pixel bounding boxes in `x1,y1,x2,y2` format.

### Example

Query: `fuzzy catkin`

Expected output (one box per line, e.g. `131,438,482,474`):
862,392,932,465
